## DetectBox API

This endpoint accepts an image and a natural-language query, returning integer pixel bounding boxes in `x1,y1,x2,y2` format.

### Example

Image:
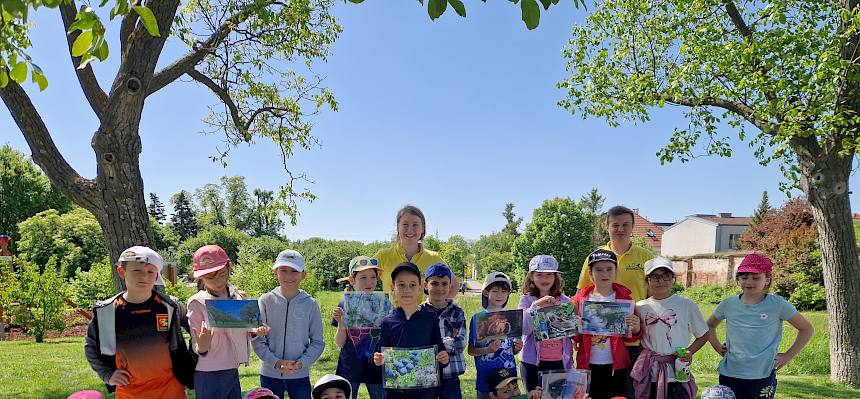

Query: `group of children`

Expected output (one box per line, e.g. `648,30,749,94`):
83,237,813,399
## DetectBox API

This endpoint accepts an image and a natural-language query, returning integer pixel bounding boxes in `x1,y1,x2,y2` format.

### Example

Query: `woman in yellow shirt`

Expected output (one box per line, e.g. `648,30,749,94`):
374,205,458,297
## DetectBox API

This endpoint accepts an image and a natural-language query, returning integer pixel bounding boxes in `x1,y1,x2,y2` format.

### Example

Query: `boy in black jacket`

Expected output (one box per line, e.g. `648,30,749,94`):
374,262,449,399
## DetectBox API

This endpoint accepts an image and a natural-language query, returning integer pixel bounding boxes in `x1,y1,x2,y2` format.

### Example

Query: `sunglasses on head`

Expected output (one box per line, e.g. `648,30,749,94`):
354,258,378,267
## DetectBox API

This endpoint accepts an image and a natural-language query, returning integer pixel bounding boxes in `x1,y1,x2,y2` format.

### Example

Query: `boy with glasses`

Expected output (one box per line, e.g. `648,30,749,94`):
631,257,711,399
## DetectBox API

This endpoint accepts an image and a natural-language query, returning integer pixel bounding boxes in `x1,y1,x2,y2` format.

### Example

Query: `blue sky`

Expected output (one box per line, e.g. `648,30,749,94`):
3,1,857,242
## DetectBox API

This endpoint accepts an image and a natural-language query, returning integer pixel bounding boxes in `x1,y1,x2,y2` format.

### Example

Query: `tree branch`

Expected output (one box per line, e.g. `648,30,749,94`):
0,82,100,212
59,1,108,118
147,3,270,96
660,92,775,134
721,0,753,39
186,68,246,133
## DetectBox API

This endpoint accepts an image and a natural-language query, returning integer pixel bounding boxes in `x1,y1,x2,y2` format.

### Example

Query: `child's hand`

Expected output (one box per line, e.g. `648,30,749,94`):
192,321,213,353
275,360,289,371
436,351,449,365
533,296,557,308
714,342,727,357
488,339,501,352
774,352,792,370
513,339,523,355
333,306,344,324
252,323,270,337
527,387,543,399
108,369,130,386
626,314,640,334
285,360,303,373
679,349,694,364
373,352,384,366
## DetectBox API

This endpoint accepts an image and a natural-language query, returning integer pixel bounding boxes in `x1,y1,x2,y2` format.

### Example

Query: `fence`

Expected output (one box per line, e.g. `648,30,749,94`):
671,252,753,287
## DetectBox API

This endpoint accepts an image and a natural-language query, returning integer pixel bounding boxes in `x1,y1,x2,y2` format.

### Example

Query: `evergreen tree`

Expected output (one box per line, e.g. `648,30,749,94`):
502,203,523,236
578,187,605,216
752,191,772,225
147,193,166,225
170,191,198,242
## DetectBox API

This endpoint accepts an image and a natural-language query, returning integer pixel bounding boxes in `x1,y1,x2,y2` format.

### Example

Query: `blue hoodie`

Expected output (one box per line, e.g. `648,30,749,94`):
376,306,447,399
252,288,324,379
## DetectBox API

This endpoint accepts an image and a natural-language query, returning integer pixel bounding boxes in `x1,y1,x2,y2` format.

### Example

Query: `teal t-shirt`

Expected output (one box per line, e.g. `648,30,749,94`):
713,294,797,379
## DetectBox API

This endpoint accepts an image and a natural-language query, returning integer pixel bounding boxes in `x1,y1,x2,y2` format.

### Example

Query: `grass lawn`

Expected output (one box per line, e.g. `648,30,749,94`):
1,291,858,398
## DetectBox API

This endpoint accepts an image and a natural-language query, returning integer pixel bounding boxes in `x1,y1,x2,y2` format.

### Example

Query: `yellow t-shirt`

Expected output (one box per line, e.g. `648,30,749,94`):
374,243,444,302
577,243,653,303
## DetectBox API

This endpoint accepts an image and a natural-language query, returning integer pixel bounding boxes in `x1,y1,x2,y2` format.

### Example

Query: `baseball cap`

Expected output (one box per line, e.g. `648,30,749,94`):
272,249,305,272
481,272,513,308
67,391,104,399
528,255,559,273
644,257,675,276
736,252,773,275
424,262,453,281
244,387,279,399
587,248,618,268
336,256,381,283
192,245,231,278
390,262,421,281
486,368,521,392
118,246,164,286
312,374,352,399
701,385,736,399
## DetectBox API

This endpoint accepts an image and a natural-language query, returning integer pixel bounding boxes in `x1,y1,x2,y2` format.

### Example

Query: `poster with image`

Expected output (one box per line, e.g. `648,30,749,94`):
343,292,392,329
539,369,590,399
205,299,261,329
531,302,579,341
579,299,634,336
475,309,523,344
382,346,439,389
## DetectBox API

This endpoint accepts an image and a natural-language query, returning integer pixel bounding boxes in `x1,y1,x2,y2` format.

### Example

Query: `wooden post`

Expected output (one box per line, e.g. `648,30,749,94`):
686,257,693,288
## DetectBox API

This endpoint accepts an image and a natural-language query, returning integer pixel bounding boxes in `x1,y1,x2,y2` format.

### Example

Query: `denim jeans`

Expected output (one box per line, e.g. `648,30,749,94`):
260,375,312,399
348,381,385,399
194,369,242,399
437,376,462,399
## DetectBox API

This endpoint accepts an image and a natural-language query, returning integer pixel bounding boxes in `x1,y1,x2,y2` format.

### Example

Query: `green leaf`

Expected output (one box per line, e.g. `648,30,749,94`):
10,62,27,83
77,54,97,70
31,68,48,91
96,41,109,61
71,31,93,57
0,70,8,88
428,0,447,20
448,0,466,17
347,0,364,3
539,0,551,9
132,6,160,37
521,0,540,30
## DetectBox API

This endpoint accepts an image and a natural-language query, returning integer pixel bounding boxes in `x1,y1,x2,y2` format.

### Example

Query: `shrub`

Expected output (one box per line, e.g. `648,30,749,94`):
4,257,68,342
789,282,826,311
682,284,739,305
16,208,107,277
176,226,249,274
303,241,364,289
477,251,519,290
69,257,115,307
232,255,279,298
165,278,195,304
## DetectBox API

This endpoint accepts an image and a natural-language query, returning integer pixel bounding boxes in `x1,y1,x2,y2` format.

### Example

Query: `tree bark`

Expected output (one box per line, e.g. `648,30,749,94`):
794,140,860,386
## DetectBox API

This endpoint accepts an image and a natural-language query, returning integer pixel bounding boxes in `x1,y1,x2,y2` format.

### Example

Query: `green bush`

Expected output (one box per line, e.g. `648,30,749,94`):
789,282,826,311
239,236,290,262
681,284,739,305
3,257,68,342
68,257,115,307
176,226,249,274
16,208,107,277
165,278,195,304
303,241,364,289
232,254,279,298
477,251,519,290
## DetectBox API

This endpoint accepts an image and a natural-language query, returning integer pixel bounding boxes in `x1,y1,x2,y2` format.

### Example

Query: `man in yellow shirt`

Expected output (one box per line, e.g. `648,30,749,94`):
576,205,653,398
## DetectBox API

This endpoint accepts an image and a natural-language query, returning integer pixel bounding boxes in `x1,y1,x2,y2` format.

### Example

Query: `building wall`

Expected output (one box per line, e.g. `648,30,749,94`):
673,255,748,287
661,219,717,257
715,225,750,252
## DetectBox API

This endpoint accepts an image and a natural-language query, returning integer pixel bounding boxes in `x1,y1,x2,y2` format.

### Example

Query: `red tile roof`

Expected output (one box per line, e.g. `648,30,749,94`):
632,211,663,249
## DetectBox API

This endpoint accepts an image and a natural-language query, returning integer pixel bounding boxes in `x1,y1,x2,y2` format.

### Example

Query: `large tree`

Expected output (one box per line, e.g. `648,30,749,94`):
1,0,339,291
558,0,860,385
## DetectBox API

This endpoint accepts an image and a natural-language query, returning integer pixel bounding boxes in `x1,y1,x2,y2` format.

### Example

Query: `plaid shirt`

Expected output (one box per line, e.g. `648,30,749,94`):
423,300,467,379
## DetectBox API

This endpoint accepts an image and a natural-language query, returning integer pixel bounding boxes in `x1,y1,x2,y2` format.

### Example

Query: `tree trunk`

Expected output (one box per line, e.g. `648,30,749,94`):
795,144,860,386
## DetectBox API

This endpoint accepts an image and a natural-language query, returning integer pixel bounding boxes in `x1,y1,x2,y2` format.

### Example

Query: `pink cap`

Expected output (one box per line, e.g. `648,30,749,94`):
67,391,104,399
192,245,231,278
244,387,279,399
736,253,773,275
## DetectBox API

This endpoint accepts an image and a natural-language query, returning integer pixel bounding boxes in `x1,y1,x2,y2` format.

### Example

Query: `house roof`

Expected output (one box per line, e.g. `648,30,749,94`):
631,210,663,248
698,215,753,226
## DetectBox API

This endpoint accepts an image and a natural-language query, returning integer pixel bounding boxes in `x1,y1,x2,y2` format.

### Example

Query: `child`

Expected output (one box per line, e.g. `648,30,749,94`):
187,245,270,399
421,262,467,399
331,256,385,399
245,388,280,399
571,249,641,399
518,255,573,392
84,246,194,399
468,272,524,399
312,374,352,399
252,249,325,399
373,262,450,399
707,253,813,399
485,368,587,399
632,257,711,399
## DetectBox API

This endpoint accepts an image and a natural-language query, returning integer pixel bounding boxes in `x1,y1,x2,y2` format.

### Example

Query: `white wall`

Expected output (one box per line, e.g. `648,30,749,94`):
661,219,717,257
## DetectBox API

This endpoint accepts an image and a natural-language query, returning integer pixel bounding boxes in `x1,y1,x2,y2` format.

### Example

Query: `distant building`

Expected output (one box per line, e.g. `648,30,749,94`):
630,209,666,254
661,213,752,257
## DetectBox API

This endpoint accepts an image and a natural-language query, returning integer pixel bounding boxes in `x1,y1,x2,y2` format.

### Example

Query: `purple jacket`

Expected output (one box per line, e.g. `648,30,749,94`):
631,348,697,399
518,294,573,370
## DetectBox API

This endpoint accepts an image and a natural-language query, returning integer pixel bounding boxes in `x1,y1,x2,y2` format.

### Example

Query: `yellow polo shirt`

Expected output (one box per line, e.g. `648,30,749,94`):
577,243,653,303
374,243,444,302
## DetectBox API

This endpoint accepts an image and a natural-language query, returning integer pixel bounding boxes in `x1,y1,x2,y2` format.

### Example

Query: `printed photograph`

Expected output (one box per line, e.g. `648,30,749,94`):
475,309,523,344
205,299,261,329
382,346,439,390
343,292,392,329
531,302,579,341
579,299,634,337
539,369,590,399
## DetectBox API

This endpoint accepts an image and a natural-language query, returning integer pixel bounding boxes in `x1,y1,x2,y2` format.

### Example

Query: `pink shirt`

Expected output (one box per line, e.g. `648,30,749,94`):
539,338,564,361
187,288,253,372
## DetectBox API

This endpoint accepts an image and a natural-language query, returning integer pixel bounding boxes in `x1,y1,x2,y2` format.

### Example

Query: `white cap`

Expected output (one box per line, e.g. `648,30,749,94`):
312,374,351,399
482,272,513,291
118,246,165,286
644,257,675,276
273,249,305,272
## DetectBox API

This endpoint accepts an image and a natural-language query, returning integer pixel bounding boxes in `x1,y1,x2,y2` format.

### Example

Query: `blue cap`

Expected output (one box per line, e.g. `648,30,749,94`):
424,262,453,281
